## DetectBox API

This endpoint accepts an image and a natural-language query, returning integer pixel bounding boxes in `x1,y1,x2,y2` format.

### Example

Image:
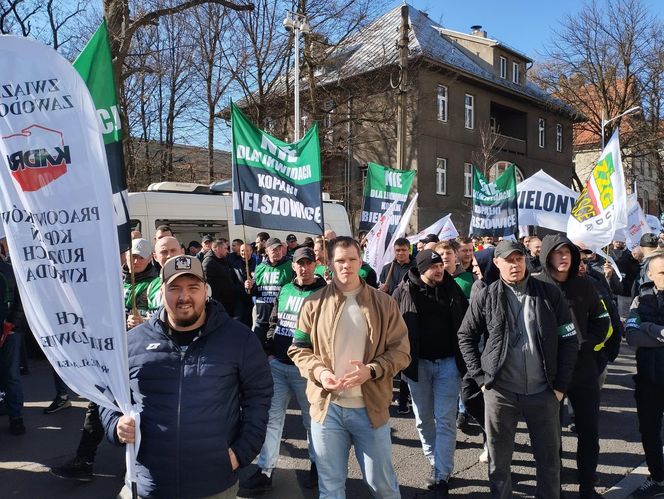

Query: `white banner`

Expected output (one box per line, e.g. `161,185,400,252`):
0,35,135,435
408,213,450,245
516,170,578,232
567,131,628,248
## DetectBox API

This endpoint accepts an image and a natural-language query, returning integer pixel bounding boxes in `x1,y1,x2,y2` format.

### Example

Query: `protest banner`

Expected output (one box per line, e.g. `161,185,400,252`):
614,194,647,250
0,34,137,476
470,165,518,237
73,20,131,253
516,170,578,232
359,162,415,234
231,103,324,234
568,130,627,249
646,214,662,235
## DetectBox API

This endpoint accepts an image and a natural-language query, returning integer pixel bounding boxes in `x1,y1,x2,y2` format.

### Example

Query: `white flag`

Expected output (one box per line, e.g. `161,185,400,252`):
438,218,459,241
364,199,400,274
408,213,449,246
615,194,648,250
567,131,627,248
383,194,418,268
0,36,137,474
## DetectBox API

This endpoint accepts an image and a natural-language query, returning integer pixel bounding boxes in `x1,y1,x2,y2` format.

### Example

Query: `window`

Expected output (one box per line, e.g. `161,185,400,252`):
512,62,520,84
556,123,563,152
436,158,447,195
490,117,497,133
437,85,448,122
538,118,546,148
464,163,473,198
464,94,474,129
499,57,507,79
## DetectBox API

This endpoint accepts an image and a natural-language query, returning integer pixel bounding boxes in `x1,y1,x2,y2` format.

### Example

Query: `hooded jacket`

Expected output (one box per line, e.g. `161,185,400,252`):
536,235,611,382
100,300,272,499
202,251,243,317
392,267,468,380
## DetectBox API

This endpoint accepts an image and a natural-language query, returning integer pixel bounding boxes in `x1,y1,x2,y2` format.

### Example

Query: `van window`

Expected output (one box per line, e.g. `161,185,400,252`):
130,219,142,233
155,219,229,243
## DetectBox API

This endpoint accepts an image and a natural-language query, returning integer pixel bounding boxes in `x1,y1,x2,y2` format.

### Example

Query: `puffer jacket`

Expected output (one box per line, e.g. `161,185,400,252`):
458,274,579,393
100,300,273,499
392,267,468,380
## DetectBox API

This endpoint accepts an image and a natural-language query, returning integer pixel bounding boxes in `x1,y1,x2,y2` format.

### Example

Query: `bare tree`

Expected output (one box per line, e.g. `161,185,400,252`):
534,0,664,178
472,121,507,178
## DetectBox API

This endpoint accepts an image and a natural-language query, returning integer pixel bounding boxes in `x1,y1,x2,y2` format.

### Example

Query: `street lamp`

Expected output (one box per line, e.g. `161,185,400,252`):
283,11,311,141
601,106,641,148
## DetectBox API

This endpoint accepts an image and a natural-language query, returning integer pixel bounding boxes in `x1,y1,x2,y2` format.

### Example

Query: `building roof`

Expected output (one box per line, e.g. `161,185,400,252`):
310,6,576,116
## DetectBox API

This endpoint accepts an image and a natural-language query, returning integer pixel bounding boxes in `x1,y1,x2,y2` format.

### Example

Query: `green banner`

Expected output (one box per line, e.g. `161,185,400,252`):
231,103,324,233
359,162,415,232
470,165,518,236
73,20,130,252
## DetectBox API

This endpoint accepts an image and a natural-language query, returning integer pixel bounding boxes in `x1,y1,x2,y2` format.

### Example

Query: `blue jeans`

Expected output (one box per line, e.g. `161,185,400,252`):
0,332,24,419
406,357,461,482
311,403,400,499
257,359,314,471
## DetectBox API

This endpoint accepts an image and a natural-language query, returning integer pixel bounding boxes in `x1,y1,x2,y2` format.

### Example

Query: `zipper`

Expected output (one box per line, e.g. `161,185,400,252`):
176,348,185,498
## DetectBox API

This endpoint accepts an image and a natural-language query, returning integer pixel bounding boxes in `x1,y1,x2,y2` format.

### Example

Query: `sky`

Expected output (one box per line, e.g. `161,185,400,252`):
395,0,664,60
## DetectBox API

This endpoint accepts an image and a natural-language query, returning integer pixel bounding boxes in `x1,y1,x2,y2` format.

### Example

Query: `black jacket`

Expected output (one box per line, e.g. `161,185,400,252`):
100,300,273,499
202,251,243,317
585,264,623,368
379,258,414,295
616,250,641,297
625,282,664,384
393,268,468,381
537,235,611,384
458,274,579,393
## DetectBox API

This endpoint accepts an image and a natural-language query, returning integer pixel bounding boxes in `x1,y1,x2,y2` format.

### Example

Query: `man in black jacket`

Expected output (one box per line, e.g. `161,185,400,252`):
203,238,243,318
379,237,414,295
101,255,272,499
625,251,664,498
458,240,578,499
240,247,326,494
537,235,610,499
393,249,468,497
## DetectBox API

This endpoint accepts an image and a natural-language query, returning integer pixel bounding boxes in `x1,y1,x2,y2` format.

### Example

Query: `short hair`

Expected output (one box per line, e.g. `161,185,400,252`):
456,236,472,245
434,241,455,253
647,251,664,270
327,236,361,262
156,225,172,234
302,237,315,248
232,238,243,246
256,232,270,241
393,237,410,248
212,238,228,248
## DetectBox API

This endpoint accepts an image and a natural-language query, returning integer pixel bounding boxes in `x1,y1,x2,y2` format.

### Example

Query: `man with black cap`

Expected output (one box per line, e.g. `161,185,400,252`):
285,233,298,255
100,255,272,499
537,234,610,499
393,249,468,496
240,247,327,494
246,237,294,344
458,240,578,499
196,235,213,262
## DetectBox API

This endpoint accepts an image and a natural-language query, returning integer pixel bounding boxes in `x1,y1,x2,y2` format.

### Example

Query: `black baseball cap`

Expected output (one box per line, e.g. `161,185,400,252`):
494,240,527,259
293,247,315,263
640,233,659,248
286,234,297,242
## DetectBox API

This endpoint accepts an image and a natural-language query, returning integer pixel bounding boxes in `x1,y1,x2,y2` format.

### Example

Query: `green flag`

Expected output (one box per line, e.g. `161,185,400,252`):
359,162,415,232
74,20,130,252
231,103,324,234
470,165,518,236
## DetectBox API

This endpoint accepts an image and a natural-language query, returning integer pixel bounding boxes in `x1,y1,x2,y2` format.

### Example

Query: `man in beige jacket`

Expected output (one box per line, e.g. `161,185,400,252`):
289,236,410,499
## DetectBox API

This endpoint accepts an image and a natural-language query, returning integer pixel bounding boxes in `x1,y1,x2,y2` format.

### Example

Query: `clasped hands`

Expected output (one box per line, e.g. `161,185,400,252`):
319,360,372,392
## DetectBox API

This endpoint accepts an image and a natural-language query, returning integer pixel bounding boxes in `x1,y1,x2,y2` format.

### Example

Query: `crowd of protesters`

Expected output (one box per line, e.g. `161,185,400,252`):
1,224,664,499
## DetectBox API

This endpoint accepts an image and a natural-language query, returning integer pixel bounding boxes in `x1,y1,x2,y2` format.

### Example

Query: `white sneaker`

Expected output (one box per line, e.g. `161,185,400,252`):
479,445,489,463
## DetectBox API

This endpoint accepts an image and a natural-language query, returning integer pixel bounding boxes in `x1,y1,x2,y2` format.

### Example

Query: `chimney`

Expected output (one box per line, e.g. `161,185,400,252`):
470,25,487,38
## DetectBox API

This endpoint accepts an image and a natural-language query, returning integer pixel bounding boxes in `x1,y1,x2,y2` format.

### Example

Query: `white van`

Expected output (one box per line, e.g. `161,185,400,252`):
128,182,351,245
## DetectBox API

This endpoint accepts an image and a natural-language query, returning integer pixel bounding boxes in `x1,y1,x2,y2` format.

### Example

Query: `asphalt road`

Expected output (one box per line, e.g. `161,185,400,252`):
0,343,649,498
